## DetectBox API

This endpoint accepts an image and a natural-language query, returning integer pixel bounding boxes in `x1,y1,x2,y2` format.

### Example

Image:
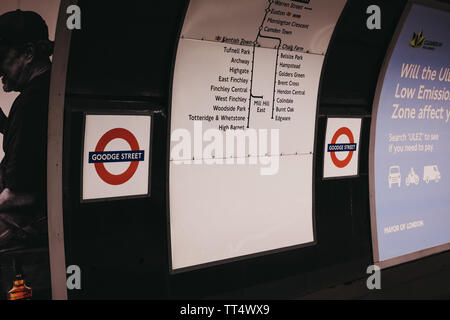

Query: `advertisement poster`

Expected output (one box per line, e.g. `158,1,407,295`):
169,0,346,270
371,3,450,267
323,117,362,179
0,0,60,299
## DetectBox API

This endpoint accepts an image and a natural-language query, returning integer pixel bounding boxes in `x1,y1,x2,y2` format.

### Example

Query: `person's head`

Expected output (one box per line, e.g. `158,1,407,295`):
0,10,53,92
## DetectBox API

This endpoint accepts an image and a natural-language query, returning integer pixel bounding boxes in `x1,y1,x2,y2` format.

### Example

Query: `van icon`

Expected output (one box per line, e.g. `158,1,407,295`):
388,165,401,188
423,165,441,183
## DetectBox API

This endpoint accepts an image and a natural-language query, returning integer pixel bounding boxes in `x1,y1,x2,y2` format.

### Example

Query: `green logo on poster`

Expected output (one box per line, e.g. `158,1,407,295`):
410,30,425,48
409,30,442,50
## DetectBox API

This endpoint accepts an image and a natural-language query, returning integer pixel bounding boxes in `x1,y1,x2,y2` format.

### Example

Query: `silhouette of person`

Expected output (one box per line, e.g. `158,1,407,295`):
0,10,53,249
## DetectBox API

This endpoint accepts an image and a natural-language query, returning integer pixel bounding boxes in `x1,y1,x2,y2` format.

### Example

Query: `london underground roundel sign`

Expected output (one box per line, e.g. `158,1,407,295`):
323,118,362,179
329,127,356,169
82,114,152,201
89,128,143,185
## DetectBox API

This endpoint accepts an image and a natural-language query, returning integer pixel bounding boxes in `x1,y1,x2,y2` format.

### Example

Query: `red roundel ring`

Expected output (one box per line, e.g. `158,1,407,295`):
94,128,140,185
330,127,354,169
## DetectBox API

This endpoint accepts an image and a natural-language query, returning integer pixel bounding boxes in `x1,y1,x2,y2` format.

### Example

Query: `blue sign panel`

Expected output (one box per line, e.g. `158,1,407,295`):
327,143,357,152
88,150,145,163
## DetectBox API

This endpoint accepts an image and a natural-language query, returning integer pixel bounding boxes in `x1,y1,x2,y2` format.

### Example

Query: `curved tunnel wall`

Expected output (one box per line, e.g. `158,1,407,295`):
54,0,449,299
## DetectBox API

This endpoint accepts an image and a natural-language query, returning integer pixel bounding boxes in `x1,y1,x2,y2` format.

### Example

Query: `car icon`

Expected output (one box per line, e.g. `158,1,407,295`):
389,165,401,188
423,165,441,183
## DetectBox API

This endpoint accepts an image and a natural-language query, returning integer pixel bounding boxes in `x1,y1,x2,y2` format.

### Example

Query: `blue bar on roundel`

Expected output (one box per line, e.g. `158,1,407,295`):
327,143,357,152
88,150,145,163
